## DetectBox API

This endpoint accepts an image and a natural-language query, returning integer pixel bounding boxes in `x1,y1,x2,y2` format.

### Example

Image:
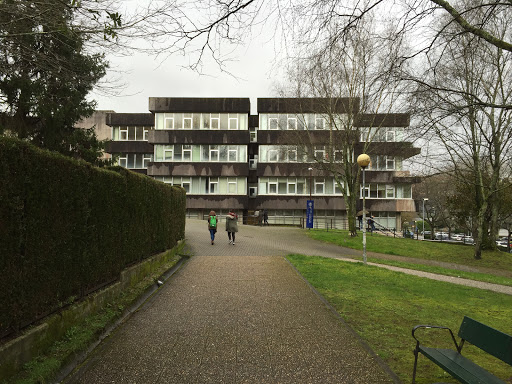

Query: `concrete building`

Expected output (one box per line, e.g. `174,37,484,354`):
104,97,420,230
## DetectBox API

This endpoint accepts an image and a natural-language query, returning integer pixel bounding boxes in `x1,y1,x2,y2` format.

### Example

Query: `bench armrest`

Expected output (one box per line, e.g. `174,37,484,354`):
412,324,461,352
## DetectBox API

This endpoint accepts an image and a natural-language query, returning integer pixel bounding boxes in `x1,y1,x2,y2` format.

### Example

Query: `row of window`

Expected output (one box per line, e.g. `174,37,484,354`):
116,153,154,169
153,176,247,195
154,113,248,130
154,145,247,163
112,126,152,141
361,183,412,199
150,175,411,199
359,127,405,143
258,177,344,195
259,113,346,131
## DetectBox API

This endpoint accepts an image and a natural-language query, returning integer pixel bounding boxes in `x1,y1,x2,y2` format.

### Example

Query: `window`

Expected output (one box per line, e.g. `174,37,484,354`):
118,154,127,168
268,182,278,194
163,146,173,161
182,180,191,193
314,146,325,160
119,127,128,140
127,154,135,168
269,116,279,130
143,154,153,168
228,179,237,194
164,117,174,129
228,114,238,130
386,156,395,170
183,145,192,161
288,149,297,162
334,150,343,163
315,178,325,194
209,178,219,194
386,185,395,198
128,126,136,141
378,184,386,198
287,116,297,130
334,181,344,195
143,127,150,141
315,117,325,130
210,145,219,161
210,114,220,129
183,113,192,129
386,129,395,142
249,187,257,197
268,149,278,162
288,181,296,194
228,147,237,162
250,130,257,142
361,185,370,198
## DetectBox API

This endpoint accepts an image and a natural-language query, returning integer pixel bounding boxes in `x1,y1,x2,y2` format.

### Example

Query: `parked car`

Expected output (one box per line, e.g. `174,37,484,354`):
451,234,464,241
434,232,449,240
462,236,474,244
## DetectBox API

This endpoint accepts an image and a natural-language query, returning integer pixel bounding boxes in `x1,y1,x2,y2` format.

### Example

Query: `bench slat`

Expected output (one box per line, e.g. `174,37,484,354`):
419,347,506,384
459,316,512,366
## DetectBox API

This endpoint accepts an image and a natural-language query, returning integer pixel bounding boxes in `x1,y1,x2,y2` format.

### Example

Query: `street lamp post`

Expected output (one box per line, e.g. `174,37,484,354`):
357,154,371,265
308,167,313,199
423,198,429,236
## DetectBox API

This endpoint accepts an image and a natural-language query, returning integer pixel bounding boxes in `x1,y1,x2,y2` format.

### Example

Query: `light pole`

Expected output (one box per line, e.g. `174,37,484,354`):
308,167,313,199
423,198,429,236
357,154,370,265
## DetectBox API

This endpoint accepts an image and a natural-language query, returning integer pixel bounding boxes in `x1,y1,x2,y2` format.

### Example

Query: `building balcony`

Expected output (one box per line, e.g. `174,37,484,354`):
147,162,250,177
148,130,250,145
105,141,154,153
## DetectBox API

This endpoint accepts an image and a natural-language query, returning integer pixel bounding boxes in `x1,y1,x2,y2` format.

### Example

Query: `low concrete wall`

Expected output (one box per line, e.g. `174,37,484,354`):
0,241,185,381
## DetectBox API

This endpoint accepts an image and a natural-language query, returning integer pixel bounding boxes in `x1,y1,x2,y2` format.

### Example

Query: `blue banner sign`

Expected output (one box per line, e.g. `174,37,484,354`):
306,200,314,228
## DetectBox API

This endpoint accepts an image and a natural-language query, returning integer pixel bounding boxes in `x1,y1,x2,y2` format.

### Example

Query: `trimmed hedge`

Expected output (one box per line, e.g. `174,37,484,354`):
0,137,185,338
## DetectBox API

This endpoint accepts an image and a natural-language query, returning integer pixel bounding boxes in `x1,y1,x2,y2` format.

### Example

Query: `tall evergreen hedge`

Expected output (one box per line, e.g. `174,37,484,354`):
0,137,186,338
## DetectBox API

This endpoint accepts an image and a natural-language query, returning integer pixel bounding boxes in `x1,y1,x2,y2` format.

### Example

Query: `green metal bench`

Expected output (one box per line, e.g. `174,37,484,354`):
412,316,512,384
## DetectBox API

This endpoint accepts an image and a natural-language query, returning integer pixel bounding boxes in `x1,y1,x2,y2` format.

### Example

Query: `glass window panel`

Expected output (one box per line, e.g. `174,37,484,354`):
279,115,287,130
220,114,229,129
120,128,128,140
315,117,325,130
155,145,163,161
278,181,287,194
287,116,297,130
269,117,278,130
128,126,135,140
269,150,278,162
403,184,412,198
228,148,237,162
211,114,220,129
288,149,297,162
165,117,174,129
118,155,127,168
183,145,192,161
183,113,192,129
219,146,228,162
127,154,135,168
193,114,201,129
174,113,183,129
268,182,277,194
164,147,173,161
297,181,305,194
135,154,143,168
210,146,219,161
155,113,164,130
228,114,238,130
386,156,395,170
378,184,386,198
288,182,296,194
174,145,182,161
228,182,237,194
370,184,378,198
143,154,153,168
386,185,395,198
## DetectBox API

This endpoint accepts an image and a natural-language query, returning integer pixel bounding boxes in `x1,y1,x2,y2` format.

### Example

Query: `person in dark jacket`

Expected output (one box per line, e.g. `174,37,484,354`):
225,209,239,244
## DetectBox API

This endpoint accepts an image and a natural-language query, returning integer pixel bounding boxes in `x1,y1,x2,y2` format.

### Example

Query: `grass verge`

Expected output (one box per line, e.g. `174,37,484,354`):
307,229,512,273
286,253,512,384
6,252,184,384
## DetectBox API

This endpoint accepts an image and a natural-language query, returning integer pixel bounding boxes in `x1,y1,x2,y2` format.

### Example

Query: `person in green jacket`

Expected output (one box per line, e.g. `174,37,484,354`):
225,209,239,245
207,210,217,245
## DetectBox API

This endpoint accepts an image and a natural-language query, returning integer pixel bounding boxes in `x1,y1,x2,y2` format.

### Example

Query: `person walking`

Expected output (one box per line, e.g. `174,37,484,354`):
207,210,217,245
263,209,268,226
225,209,239,244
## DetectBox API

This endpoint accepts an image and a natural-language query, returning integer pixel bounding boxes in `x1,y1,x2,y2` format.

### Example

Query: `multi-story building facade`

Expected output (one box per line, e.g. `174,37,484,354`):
105,97,420,230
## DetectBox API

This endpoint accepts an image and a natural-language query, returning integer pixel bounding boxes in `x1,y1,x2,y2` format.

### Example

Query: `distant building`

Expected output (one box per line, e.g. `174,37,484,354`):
103,97,420,230
75,110,115,160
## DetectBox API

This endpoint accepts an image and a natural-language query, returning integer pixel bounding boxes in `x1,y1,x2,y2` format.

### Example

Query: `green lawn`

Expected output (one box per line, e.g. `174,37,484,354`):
307,229,512,274
286,254,512,384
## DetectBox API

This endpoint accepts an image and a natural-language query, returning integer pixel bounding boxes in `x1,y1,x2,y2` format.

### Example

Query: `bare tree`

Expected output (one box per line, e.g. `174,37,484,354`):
272,19,414,235
413,7,512,259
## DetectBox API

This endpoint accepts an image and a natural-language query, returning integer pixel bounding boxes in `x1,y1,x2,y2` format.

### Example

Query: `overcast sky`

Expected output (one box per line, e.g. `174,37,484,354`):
90,29,281,116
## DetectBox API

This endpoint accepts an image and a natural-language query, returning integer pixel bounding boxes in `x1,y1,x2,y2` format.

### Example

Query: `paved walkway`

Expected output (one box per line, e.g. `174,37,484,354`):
63,220,399,383
63,219,511,384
